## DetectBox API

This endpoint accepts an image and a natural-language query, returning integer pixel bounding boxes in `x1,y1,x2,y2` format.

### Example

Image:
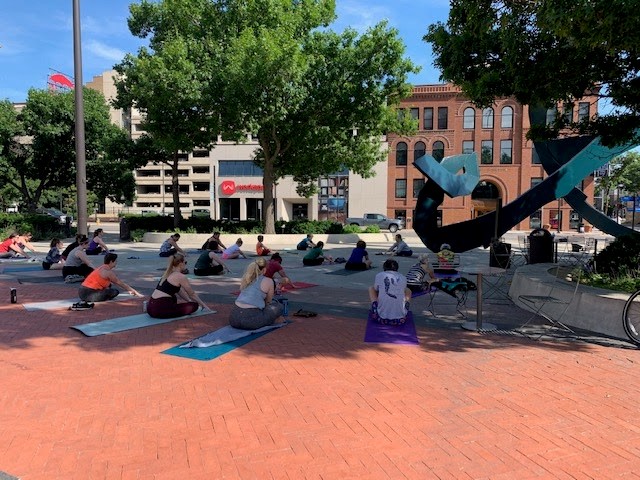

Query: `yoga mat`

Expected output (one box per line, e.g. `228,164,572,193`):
325,268,363,276
2,265,42,273
23,293,137,312
18,276,64,284
231,281,317,296
71,308,213,337
162,322,289,361
364,311,419,345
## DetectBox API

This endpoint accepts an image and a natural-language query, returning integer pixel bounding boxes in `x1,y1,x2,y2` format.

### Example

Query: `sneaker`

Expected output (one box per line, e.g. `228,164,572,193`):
69,301,94,311
64,274,85,283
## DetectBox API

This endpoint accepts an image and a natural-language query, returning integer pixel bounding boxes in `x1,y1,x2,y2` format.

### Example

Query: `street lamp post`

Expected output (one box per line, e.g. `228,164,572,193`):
72,0,88,235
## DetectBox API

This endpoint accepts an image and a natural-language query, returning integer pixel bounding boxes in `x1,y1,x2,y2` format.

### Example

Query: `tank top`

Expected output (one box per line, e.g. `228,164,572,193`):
82,265,111,290
236,275,266,308
156,278,181,297
87,238,100,251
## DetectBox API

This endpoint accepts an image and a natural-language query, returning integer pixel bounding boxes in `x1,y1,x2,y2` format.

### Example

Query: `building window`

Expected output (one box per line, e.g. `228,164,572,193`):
578,102,590,122
546,107,557,125
192,182,210,192
192,149,209,157
437,107,448,130
246,198,263,221
432,141,445,162
500,139,513,164
481,140,493,164
563,104,573,123
395,179,407,198
410,108,419,121
529,210,542,229
218,160,264,176
414,141,426,161
501,106,514,128
396,142,408,166
482,108,494,129
531,146,541,164
462,140,474,154
219,198,240,221
413,178,425,198
292,203,308,219
463,107,475,129
423,107,433,130
192,166,210,174
531,177,543,188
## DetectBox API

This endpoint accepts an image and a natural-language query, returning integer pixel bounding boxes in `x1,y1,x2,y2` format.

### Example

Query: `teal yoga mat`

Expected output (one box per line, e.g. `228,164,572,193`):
71,308,213,336
162,322,289,361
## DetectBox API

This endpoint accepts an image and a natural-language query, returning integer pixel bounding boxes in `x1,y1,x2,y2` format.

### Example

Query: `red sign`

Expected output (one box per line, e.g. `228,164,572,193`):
221,180,236,195
220,180,264,195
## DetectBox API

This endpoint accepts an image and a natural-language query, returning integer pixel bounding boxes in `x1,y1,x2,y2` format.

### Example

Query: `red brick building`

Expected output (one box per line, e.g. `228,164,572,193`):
387,84,597,232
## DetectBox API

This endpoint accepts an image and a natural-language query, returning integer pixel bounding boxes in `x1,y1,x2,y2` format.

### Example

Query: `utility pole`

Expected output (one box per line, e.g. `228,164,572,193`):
72,0,88,235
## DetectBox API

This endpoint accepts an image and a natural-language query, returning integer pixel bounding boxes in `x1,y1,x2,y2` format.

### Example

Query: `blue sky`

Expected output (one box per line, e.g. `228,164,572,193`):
0,0,451,103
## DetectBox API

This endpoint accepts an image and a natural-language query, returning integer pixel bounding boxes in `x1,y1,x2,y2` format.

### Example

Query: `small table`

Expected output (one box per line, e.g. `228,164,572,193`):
460,266,506,332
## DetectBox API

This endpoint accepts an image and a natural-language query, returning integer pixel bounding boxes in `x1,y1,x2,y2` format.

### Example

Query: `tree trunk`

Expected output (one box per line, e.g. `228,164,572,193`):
263,155,276,234
171,152,182,228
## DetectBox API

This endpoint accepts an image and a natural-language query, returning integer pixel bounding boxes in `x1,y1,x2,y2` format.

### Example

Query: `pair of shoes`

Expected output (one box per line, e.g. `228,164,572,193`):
293,309,317,318
64,274,85,283
69,301,94,311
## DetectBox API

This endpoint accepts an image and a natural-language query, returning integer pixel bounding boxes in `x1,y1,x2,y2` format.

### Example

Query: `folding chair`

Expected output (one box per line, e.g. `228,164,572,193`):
516,266,582,337
426,253,468,317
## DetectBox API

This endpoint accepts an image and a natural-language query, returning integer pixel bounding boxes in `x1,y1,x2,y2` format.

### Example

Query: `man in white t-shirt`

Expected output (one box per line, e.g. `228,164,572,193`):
368,259,411,325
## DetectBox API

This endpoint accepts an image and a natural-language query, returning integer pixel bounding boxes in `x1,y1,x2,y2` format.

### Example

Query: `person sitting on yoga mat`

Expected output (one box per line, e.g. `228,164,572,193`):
61,233,83,260
255,235,272,256
78,253,142,302
385,233,413,257
296,234,316,251
148,253,212,319
345,240,372,271
229,257,284,330
17,232,38,257
368,259,411,325
406,254,437,293
264,252,295,291
159,233,186,257
42,238,65,270
222,238,247,259
200,231,226,252
193,242,230,276
303,241,333,266
62,236,95,281
0,233,29,258
86,228,110,255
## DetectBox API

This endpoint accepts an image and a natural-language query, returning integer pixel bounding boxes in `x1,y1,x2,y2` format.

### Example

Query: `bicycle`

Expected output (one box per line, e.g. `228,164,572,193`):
622,289,640,345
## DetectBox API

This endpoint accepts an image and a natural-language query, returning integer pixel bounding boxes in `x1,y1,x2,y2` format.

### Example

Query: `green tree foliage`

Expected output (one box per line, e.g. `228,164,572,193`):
116,0,417,233
0,89,141,211
425,0,640,146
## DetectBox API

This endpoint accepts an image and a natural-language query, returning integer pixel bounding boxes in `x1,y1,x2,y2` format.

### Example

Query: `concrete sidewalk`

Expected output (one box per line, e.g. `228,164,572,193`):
1,236,638,479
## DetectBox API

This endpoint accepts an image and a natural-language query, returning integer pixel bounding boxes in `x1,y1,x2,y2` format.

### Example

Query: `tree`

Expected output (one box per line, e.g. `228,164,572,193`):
425,0,640,146
116,0,417,233
0,89,140,212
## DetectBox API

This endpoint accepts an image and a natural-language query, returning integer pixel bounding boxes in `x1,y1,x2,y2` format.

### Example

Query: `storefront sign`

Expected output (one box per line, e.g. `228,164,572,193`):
220,180,264,195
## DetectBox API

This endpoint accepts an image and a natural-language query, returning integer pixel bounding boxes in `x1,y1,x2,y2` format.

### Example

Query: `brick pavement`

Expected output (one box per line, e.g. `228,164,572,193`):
0,238,639,479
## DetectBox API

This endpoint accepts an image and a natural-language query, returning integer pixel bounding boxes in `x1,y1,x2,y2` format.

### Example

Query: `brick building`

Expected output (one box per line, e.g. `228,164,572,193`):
387,84,597,232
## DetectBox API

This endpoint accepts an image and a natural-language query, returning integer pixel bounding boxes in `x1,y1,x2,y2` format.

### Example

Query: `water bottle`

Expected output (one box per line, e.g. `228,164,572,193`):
10,288,17,304
142,301,148,313
281,298,289,316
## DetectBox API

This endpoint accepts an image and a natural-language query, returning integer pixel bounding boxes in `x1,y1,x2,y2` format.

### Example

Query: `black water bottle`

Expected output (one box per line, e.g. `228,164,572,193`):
10,288,17,304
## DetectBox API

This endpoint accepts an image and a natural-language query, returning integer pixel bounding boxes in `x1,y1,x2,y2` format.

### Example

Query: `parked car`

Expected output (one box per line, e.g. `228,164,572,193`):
191,209,211,218
36,207,73,225
345,213,404,232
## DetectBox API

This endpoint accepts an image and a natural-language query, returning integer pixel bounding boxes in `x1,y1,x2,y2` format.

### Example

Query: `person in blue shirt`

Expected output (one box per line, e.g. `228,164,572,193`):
345,240,372,270
296,234,316,251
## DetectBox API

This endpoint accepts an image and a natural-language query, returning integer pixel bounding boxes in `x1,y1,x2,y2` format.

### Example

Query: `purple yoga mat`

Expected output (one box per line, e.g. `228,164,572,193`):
364,311,419,345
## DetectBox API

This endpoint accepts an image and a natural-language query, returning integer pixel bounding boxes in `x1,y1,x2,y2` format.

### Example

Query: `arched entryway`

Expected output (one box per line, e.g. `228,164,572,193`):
471,180,501,218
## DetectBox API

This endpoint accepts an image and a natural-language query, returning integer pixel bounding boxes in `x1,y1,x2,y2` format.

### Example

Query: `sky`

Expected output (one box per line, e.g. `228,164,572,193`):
0,0,451,103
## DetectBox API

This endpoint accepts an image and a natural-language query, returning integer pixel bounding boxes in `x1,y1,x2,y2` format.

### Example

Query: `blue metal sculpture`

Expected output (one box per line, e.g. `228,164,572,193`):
413,134,639,253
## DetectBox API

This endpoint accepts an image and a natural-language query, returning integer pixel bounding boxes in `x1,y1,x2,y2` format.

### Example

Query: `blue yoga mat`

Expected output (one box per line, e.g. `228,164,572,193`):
162,323,288,361
2,265,42,273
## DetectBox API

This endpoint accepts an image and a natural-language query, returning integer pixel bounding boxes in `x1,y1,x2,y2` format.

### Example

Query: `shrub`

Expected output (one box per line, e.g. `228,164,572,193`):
592,235,640,276
343,224,363,234
364,225,381,233
131,229,146,242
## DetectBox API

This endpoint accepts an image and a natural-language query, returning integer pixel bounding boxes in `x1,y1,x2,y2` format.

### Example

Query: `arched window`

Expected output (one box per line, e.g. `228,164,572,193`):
482,107,494,129
471,181,500,200
396,142,407,166
432,141,445,163
463,107,475,129
501,106,514,128
414,141,426,161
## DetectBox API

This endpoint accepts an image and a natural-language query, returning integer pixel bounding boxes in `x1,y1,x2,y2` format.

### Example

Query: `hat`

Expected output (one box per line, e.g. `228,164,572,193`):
440,243,451,251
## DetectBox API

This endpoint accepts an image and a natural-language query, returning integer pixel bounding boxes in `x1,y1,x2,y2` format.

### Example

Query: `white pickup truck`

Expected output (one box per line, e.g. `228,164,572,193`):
345,213,404,233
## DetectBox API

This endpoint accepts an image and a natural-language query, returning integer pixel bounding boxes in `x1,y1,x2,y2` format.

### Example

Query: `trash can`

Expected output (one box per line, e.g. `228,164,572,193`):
490,241,511,269
119,217,130,241
528,228,553,264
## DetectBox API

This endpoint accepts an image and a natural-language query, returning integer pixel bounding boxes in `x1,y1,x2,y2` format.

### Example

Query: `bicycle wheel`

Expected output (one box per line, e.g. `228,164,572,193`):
622,289,640,345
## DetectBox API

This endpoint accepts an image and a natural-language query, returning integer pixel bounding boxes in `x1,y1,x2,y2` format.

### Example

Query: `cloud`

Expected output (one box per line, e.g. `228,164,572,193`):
85,40,126,63
334,0,393,32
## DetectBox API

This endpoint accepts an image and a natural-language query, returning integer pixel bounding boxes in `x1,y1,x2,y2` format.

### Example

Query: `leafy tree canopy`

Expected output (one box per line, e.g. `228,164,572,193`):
116,0,418,232
0,88,141,211
425,0,640,146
